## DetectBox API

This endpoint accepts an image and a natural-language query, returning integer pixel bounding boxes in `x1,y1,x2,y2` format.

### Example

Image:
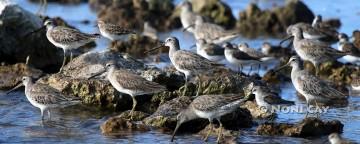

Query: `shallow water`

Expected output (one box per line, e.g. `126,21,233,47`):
2,0,359,143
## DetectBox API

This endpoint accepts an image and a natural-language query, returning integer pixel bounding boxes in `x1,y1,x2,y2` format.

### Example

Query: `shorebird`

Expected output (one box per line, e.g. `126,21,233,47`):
171,94,248,143
187,16,238,44
289,22,338,43
44,19,100,73
6,76,81,121
146,37,223,96
238,43,276,74
97,20,136,41
352,76,360,91
142,21,158,40
276,56,348,116
250,86,294,112
179,1,201,33
224,43,261,74
328,133,354,144
195,39,225,62
88,62,166,120
338,33,360,65
281,26,347,75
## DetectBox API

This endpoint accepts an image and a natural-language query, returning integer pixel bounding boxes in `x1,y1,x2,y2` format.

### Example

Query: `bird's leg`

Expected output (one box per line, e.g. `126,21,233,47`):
47,109,51,120
196,75,202,97
203,121,213,142
216,119,223,143
257,64,261,74
315,100,320,118
248,65,253,76
59,49,67,73
305,103,309,118
182,75,188,96
70,51,73,62
130,96,137,120
41,109,45,121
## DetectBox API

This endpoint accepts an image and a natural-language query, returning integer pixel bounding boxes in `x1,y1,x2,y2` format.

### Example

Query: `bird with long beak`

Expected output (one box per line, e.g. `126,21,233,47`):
6,76,81,121
280,26,348,76
171,94,248,143
275,56,348,117
179,0,201,33
145,37,223,97
96,20,136,41
184,16,238,45
88,62,166,120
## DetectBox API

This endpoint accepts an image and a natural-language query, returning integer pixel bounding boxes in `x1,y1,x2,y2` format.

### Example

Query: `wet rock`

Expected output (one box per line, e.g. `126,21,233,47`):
117,110,150,121
90,0,181,32
256,117,343,137
100,116,150,135
28,0,87,4
109,34,164,59
39,51,182,111
237,0,314,37
0,63,43,90
143,96,253,131
0,2,62,71
241,101,275,119
197,124,239,143
189,0,236,29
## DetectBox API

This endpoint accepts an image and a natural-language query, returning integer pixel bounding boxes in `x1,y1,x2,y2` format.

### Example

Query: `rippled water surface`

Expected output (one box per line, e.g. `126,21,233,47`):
1,0,360,143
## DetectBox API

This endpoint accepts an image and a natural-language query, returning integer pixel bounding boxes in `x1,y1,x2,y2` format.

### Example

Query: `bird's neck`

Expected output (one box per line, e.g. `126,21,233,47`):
169,45,180,57
24,81,34,94
184,108,198,121
46,25,55,30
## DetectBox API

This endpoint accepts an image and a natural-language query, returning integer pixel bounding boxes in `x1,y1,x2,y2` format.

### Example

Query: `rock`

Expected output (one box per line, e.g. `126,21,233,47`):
109,34,165,59
28,0,87,4
256,117,343,137
241,101,275,119
0,63,43,90
197,124,239,143
143,96,253,132
100,116,150,135
117,110,150,121
237,0,314,37
189,0,236,29
90,0,181,32
39,51,182,111
0,2,62,70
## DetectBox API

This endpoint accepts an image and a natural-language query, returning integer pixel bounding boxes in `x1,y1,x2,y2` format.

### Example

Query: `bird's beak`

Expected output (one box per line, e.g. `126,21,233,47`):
171,121,181,142
144,42,167,54
274,62,290,73
182,24,195,32
87,69,106,80
279,36,294,46
6,81,23,95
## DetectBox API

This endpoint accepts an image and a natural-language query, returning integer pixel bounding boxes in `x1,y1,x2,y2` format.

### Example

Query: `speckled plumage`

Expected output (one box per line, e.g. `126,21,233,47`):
284,56,347,105
196,39,225,61
288,26,347,72
97,20,135,41
193,16,238,44
12,76,81,121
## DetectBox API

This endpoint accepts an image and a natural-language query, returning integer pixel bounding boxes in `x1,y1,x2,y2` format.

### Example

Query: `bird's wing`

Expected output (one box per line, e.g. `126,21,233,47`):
232,50,260,61
191,94,243,112
204,43,224,56
113,69,166,93
173,50,223,70
50,26,98,43
105,24,135,35
297,71,346,99
29,83,79,105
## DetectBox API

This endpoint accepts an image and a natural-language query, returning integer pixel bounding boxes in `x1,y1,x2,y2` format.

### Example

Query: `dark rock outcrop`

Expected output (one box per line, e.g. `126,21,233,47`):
237,0,315,37
100,116,150,135
256,118,343,137
89,0,181,32
0,63,43,90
